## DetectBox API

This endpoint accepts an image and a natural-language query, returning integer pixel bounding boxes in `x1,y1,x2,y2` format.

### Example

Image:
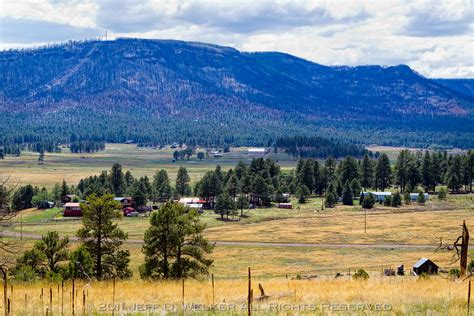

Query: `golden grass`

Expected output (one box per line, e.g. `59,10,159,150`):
2,277,471,315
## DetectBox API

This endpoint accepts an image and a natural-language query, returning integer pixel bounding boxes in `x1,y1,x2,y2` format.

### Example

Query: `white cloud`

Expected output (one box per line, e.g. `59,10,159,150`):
1,0,472,78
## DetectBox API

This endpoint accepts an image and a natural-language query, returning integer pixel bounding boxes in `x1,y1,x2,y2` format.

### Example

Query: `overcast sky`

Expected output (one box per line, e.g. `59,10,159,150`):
1,0,473,78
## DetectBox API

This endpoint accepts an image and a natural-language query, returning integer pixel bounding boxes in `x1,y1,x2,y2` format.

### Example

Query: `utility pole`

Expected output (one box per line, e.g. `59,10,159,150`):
364,208,367,234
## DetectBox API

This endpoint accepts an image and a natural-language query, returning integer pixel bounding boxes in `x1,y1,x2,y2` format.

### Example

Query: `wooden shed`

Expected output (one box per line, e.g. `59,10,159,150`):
412,258,439,275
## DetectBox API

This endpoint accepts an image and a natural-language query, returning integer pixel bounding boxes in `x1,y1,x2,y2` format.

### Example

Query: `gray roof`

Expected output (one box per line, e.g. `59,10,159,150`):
413,258,438,268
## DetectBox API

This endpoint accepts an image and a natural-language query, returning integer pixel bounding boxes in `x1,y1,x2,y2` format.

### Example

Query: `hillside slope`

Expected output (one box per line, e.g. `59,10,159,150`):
1,38,473,148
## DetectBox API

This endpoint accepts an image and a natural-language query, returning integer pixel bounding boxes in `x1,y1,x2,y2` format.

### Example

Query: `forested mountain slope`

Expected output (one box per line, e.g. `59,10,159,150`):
1,38,473,150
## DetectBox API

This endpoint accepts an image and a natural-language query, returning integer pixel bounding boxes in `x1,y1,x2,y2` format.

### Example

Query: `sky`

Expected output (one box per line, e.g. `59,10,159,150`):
1,0,473,78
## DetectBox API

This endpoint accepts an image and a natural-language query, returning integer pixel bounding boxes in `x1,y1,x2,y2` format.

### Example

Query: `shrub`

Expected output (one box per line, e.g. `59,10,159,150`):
391,192,402,207
418,272,430,280
417,191,426,205
448,268,460,278
13,265,37,282
353,268,369,280
362,194,375,209
383,195,392,206
325,192,337,208
342,181,353,206
468,259,474,273
438,187,447,200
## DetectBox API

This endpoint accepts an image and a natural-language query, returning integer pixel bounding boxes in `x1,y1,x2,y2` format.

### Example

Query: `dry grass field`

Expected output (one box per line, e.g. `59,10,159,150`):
2,277,472,315
0,144,297,189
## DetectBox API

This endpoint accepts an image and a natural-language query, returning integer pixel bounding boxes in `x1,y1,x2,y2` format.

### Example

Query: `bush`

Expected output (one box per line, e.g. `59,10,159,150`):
468,259,474,273
403,191,411,205
438,187,447,200
324,192,337,208
13,265,37,282
417,191,426,205
353,268,369,280
383,195,392,206
297,185,310,204
362,194,375,209
391,192,402,207
418,272,430,280
448,268,460,278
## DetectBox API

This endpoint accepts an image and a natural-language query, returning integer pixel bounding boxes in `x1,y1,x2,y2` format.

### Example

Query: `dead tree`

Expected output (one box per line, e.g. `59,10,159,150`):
436,221,470,276
0,176,20,270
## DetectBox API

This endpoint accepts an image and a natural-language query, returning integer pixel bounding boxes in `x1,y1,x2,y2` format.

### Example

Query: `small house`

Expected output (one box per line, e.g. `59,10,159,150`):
412,258,439,275
62,194,78,204
277,203,293,209
363,192,392,202
409,193,429,202
63,202,82,217
114,197,133,207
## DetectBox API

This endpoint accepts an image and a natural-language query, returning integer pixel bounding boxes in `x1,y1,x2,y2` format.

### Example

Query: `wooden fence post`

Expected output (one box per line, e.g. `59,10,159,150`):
112,277,116,316
3,269,7,316
248,267,252,316
49,287,52,315
211,273,215,306
24,294,27,316
182,278,185,307
9,285,12,316
72,279,75,316
468,280,471,316
61,280,64,316
41,288,44,316
82,290,86,315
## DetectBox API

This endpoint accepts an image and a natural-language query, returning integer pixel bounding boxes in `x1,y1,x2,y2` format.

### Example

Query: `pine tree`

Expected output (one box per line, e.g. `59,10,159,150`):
140,202,213,279
176,166,191,197
391,192,402,207
297,159,314,193
38,150,45,165
68,245,93,280
225,174,240,198
77,194,132,280
360,154,374,190
109,163,125,196
416,191,426,205
324,191,337,208
215,192,236,219
340,156,359,185
375,154,391,191
445,155,463,192
350,178,361,197
362,193,375,209
421,151,434,191
341,180,353,205
297,185,310,204
153,170,172,201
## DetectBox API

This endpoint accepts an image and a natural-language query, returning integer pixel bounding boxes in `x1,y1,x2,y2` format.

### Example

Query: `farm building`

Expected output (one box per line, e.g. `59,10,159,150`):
363,192,392,202
412,258,439,275
63,202,82,217
247,148,267,156
277,203,293,209
114,197,133,207
62,194,78,204
409,193,429,202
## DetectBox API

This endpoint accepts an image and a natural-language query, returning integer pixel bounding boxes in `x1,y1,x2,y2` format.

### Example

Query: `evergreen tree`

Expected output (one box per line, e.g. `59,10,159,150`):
360,154,374,190
38,150,45,165
341,180,353,205
215,192,236,219
124,171,135,190
225,174,240,198
297,159,314,193
391,192,402,207
362,193,375,209
445,155,463,192
324,191,337,208
35,231,69,274
375,154,391,191
60,180,69,200
176,166,191,197
197,152,205,160
152,170,172,201
109,163,125,196
77,194,132,280
340,156,359,185
421,151,434,191
251,174,270,206
12,184,35,211
68,245,93,280
416,191,426,205
140,202,213,279
297,185,310,204
350,178,361,197
383,195,392,206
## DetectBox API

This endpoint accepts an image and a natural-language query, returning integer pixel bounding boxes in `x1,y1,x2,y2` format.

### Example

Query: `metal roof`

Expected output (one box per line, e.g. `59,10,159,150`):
413,258,436,268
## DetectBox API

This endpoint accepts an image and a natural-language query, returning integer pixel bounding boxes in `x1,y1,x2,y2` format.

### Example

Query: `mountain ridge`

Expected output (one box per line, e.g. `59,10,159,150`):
1,38,473,149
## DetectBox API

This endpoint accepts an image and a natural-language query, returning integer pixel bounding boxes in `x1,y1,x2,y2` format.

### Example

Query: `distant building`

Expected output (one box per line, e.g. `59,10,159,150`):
277,203,293,209
363,192,392,202
413,258,439,275
247,148,267,156
114,197,133,207
62,194,78,204
63,202,82,217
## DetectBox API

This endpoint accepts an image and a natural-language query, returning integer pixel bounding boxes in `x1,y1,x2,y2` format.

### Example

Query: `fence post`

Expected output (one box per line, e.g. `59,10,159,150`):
41,288,44,316
24,294,27,316
82,290,86,315
468,280,471,316
49,287,52,315
182,278,185,308
248,267,252,316
61,280,64,316
211,273,215,306
112,277,116,316
72,279,75,316
9,285,12,316
3,269,7,316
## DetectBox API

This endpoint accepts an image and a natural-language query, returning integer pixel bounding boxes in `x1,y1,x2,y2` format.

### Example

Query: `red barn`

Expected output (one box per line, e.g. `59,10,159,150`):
63,202,82,217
